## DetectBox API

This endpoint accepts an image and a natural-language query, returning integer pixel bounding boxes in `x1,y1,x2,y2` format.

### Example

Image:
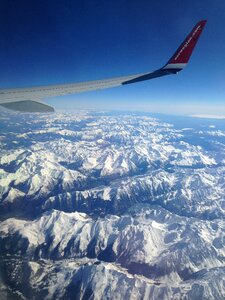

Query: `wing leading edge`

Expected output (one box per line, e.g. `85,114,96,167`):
0,20,207,112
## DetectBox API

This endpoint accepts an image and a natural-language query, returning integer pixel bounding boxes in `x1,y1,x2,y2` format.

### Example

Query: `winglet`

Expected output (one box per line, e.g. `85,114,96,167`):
122,20,207,85
163,20,207,71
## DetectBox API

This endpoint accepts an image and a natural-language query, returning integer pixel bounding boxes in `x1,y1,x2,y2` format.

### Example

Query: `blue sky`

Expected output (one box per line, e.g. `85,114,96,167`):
0,0,225,115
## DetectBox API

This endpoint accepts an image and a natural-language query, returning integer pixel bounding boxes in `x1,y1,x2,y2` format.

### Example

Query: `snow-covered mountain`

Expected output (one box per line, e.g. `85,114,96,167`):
0,110,225,299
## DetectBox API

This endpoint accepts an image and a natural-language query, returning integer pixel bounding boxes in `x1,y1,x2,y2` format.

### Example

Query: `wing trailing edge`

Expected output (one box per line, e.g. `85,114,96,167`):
0,100,54,112
0,20,207,113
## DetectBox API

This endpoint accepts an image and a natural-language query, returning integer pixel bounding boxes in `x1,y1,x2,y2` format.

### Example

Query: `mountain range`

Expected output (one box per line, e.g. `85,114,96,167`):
0,110,224,299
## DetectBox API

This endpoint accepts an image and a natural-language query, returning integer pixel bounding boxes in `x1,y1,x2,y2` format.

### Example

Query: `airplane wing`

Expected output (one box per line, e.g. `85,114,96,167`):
0,20,207,113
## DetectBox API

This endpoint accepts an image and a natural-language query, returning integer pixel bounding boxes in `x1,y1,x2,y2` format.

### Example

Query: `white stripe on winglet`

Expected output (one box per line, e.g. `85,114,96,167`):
163,63,187,69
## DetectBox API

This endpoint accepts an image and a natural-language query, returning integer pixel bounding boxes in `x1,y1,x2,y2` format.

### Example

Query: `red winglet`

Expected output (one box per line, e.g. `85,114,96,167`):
165,20,207,68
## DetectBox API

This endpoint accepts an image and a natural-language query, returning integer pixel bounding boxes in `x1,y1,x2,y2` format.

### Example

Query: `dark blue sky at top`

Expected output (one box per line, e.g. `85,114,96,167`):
0,0,225,115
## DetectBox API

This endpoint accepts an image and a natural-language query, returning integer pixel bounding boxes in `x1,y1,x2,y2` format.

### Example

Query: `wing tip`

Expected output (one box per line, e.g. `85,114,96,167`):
198,19,207,25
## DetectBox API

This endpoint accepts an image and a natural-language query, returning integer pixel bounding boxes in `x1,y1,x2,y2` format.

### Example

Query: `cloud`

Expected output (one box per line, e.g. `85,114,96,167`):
190,114,225,119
